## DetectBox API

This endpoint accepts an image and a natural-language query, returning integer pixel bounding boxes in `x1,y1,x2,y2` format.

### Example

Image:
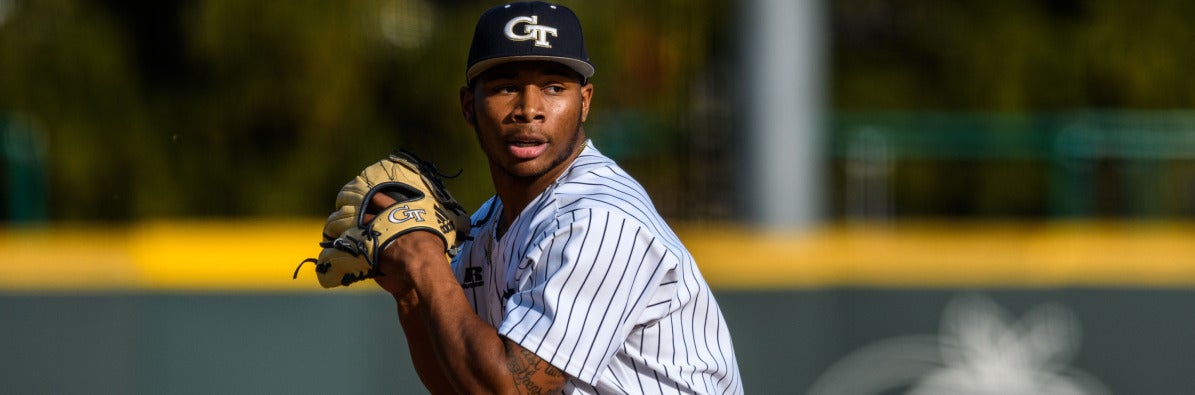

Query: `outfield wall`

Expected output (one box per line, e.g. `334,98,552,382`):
2,221,1193,394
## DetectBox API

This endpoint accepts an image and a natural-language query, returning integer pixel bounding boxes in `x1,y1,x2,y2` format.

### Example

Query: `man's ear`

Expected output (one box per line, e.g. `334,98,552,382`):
580,83,593,123
460,86,476,125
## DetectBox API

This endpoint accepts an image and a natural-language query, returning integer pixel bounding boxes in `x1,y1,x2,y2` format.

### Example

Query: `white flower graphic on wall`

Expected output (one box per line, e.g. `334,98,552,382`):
807,294,1111,395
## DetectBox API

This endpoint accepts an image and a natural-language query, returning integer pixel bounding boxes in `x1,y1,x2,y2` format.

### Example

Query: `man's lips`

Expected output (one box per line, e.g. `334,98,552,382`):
507,138,547,160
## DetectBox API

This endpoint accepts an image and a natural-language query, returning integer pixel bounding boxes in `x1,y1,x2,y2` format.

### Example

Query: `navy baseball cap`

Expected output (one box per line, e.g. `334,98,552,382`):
465,2,595,83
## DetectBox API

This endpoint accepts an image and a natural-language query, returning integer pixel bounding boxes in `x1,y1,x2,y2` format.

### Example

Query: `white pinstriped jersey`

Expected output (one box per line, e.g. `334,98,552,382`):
452,140,743,394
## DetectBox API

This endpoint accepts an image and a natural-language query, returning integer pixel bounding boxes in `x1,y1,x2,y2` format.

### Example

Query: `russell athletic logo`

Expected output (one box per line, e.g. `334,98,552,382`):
463,267,484,288
505,15,557,48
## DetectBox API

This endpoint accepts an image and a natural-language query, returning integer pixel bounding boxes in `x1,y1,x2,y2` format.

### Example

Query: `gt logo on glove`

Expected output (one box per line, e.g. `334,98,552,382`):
388,205,426,224
295,150,471,288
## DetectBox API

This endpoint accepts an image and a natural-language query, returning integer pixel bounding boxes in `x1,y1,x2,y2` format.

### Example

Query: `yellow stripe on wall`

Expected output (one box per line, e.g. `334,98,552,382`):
681,221,1195,289
0,220,344,292
2,220,1194,291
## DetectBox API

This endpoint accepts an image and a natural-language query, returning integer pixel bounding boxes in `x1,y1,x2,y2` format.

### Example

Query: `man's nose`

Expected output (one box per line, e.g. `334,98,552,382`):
512,86,545,123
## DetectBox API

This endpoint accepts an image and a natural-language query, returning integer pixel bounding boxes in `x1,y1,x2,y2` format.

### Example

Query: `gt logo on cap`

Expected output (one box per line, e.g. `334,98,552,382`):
504,15,557,48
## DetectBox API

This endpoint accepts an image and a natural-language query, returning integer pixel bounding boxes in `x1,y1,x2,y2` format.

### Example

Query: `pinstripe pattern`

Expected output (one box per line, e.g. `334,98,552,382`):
452,141,743,394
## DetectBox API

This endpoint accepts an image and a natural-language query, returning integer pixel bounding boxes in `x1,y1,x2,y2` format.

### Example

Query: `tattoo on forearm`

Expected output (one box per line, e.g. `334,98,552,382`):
506,343,564,394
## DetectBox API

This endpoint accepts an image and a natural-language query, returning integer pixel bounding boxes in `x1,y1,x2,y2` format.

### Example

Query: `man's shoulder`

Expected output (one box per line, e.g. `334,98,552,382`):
547,173,676,241
524,142,679,243
556,144,619,183
555,148,648,203
553,167,653,219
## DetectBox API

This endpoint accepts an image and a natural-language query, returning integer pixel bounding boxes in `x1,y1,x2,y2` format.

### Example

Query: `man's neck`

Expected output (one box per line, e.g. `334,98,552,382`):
491,168,563,236
491,143,586,235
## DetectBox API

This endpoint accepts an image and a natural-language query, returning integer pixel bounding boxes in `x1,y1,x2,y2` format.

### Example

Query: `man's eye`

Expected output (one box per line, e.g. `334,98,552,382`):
494,85,518,94
545,86,565,94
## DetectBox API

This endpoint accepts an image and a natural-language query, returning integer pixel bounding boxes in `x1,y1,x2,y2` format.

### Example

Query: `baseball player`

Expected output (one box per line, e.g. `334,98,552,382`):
358,2,742,393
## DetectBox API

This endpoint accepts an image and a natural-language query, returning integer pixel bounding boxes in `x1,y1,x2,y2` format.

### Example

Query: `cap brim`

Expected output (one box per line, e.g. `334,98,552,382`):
466,55,595,83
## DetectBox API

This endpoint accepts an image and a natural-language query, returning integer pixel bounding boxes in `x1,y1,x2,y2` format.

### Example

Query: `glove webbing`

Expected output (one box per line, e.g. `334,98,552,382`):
394,149,469,222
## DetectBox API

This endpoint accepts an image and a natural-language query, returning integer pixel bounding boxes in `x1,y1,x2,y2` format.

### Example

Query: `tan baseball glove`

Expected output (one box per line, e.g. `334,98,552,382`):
295,150,471,288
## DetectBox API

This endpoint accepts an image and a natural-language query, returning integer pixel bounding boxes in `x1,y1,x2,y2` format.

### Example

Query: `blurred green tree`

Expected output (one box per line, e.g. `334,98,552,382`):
2,0,1194,221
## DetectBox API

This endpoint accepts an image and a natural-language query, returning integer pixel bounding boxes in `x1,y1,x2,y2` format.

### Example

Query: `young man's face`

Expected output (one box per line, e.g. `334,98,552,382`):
462,61,593,183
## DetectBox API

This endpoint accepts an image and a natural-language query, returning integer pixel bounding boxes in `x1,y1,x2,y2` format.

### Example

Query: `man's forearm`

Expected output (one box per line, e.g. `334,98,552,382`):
375,233,520,393
393,289,457,394
379,232,563,394
405,264,568,395
403,257,516,393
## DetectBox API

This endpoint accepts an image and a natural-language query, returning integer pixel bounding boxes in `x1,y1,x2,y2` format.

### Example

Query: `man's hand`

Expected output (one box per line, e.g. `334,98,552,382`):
362,191,450,296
